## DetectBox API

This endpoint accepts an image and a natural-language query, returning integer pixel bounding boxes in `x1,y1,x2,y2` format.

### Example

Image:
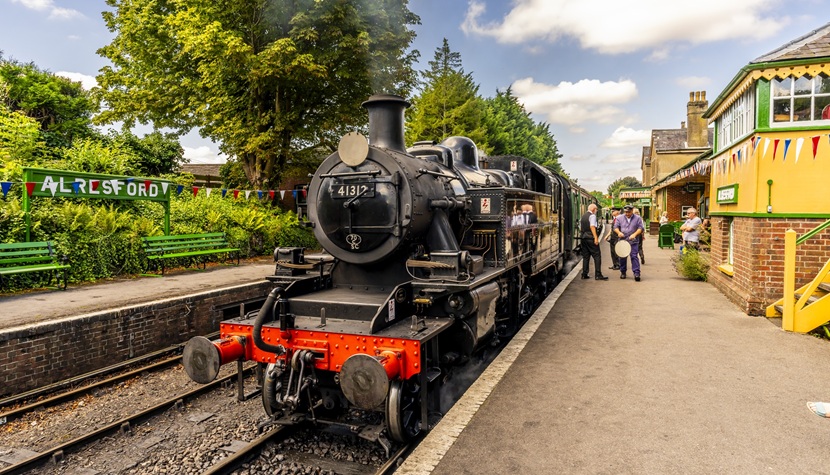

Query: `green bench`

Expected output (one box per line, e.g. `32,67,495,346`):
142,232,240,275
0,241,70,290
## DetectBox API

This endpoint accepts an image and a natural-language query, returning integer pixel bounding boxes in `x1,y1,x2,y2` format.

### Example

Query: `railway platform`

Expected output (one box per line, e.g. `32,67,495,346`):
399,235,830,474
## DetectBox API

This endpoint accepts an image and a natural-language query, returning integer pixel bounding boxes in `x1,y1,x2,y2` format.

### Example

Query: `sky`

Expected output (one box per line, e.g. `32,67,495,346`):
1,0,828,192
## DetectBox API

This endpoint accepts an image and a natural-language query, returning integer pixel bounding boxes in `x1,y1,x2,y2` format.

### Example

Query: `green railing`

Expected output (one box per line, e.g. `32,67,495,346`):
796,218,830,245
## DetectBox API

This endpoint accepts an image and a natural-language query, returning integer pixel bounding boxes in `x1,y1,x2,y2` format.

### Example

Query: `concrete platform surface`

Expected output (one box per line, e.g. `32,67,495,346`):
0,258,276,330
401,235,830,474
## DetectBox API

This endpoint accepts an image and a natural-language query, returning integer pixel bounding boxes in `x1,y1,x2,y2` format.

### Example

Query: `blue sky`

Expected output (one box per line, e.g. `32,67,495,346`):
1,0,828,191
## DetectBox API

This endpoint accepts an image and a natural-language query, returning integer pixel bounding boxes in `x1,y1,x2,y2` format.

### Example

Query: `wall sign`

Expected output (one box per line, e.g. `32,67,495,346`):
716,183,739,204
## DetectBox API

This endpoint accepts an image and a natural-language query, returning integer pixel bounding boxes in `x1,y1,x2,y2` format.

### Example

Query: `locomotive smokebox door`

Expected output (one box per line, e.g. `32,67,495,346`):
340,353,400,409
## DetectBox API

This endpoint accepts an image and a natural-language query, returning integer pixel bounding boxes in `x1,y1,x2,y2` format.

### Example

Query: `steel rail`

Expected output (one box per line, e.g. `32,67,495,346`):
201,424,299,475
375,443,413,475
0,366,253,475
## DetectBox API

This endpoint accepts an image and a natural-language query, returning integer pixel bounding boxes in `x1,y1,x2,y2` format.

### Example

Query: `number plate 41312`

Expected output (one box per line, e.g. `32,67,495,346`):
331,183,375,199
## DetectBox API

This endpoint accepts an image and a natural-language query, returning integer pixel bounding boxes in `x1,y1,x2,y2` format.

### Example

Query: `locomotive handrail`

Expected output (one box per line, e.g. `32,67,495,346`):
320,170,381,178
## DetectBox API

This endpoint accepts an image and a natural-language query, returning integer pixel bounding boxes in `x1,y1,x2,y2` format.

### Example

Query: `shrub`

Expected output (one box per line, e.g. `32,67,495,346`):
672,248,709,281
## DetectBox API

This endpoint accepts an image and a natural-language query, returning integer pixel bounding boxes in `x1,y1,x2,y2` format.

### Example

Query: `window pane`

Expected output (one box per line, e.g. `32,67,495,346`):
793,97,811,121
816,95,830,120
773,98,791,121
794,76,812,95
772,77,792,97
816,73,830,95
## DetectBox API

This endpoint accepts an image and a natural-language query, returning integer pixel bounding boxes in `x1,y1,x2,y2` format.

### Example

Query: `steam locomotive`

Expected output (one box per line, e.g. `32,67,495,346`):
182,94,597,449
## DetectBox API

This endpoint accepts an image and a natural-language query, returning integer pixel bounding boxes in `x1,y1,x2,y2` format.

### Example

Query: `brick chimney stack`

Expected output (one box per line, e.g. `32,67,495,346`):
687,91,708,148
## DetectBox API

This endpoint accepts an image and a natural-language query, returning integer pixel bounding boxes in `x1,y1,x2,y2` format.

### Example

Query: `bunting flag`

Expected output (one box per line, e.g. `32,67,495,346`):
125,177,135,184
773,139,780,161
1,182,11,198
161,183,169,195
751,135,758,154
176,185,184,195
763,138,771,158
233,189,240,199
48,181,58,196
292,190,298,199
795,137,804,164
280,190,285,199
783,138,791,161
205,188,212,197
71,181,81,194
91,180,100,191
144,179,152,190
268,190,275,200
25,182,35,196
257,190,263,200
813,135,821,159
302,189,307,198
737,149,742,163
245,190,251,200
221,188,227,198
192,186,200,197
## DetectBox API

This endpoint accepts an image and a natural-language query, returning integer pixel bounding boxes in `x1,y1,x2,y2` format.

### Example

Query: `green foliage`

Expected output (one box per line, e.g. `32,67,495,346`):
406,38,488,147
483,88,562,172
107,130,185,176
97,0,420,189
672,249,710,281
58,138,137,175
0,105,47,179
608,176,643,197
0,57,96,151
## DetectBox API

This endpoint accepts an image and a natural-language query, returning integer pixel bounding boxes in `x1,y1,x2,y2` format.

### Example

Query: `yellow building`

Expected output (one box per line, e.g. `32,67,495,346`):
704,22,830,316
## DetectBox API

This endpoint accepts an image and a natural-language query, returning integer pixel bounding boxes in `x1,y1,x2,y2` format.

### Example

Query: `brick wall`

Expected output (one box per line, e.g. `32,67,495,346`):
0,281,273,397
664,186,699,221
708,216,830,315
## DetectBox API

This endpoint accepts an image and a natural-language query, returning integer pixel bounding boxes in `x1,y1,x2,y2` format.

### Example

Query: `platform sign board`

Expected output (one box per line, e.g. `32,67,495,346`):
21,168,172,240
716,183,739,204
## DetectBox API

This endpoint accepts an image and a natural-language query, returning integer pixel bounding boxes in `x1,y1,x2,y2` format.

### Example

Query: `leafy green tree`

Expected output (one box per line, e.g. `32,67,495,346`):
107,130,184,176
0,57,96,151
0,105,47,181
607,176,643,198
483,88,562,172
406,38,487,148
97,0,420,189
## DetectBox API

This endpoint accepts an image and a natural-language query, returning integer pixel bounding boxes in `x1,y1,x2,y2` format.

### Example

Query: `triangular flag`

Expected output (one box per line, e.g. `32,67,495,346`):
144,179,152,190
293,190,298,199
176,185,184,195
763,138,771,158
221,188,227,198
813,136,821,159
233,189,239,199
269,190,275,200
206,188,212,197
751,135,757,153
192,186,199,197
795,137,804,164
302,189,307,198
91,180,100,191
737,149,741,163
161,182,169,194
71,181,81,194
783,138,791,161
257,190,263,200
48,181,58,196
111,179,120,190
245,190,251,200
125,177,135,183
25,182,35,196
773,139,780,161
280,190,286,199
1,182,11,198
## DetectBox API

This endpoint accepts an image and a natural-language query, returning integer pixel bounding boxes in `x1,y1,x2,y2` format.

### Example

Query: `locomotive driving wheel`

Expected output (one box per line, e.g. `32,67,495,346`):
385,379,422,442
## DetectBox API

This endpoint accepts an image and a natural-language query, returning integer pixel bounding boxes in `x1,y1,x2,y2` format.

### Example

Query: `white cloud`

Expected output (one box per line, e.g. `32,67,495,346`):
675,76,713,89
10,0,83,20
601,127,650,148
511,77,638,127
463,0,788,54
56,71,96,90
184,146,226,164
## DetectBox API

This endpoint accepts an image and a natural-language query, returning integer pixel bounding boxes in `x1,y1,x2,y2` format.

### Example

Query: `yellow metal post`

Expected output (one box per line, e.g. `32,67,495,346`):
783,229,797,331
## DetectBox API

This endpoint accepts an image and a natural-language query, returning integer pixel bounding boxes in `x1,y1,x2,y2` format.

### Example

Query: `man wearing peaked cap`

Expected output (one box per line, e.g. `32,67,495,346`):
613,205,645,282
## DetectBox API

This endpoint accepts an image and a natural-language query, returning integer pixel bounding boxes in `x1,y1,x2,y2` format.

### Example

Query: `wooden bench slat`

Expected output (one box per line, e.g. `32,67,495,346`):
0,249,52,257
147,248,240,260
0,256,54,266
0,240,69,290
142,233,225,242
0,264,70,275
141,233,239,275
143,238,226,249
146,242,229,253
0,242,54,251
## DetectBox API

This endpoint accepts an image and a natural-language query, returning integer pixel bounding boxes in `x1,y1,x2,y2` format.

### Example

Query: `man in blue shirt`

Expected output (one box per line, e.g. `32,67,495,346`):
613,204,644,281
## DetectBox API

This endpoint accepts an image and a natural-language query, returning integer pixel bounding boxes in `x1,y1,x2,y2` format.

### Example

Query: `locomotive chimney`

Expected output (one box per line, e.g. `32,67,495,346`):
362,94,410,153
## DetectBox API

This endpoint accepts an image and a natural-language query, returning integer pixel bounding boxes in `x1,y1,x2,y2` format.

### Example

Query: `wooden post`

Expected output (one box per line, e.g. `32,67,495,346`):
783,229,797,331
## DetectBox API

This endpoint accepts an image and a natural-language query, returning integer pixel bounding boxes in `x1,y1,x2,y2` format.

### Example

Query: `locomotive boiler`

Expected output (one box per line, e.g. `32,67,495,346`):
182,94,596,448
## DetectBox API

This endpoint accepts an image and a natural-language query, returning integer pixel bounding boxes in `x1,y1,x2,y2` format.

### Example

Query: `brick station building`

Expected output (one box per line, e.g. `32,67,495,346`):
704,22,830,315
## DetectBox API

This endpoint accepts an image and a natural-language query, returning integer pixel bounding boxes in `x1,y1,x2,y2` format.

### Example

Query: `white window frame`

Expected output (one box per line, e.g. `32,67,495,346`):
770,73,830,127
718,88,755,150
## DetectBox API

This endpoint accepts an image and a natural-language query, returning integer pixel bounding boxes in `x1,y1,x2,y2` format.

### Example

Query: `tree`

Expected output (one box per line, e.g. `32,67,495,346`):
97,0,420,189
406,38,488,148
607,176,643,198
107,130,185,177
0,57,96,152
483,88,562,172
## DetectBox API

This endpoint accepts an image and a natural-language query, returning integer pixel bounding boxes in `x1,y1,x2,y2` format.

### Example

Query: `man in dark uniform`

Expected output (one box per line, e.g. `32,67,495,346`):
581,204,608,280
605,208,621,270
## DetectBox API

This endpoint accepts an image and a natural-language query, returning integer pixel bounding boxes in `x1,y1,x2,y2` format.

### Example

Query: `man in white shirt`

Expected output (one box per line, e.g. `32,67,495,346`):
680,208,702,250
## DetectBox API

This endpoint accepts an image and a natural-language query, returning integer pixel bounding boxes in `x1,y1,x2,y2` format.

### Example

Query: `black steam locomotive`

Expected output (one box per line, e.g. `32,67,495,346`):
182,95,596,449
